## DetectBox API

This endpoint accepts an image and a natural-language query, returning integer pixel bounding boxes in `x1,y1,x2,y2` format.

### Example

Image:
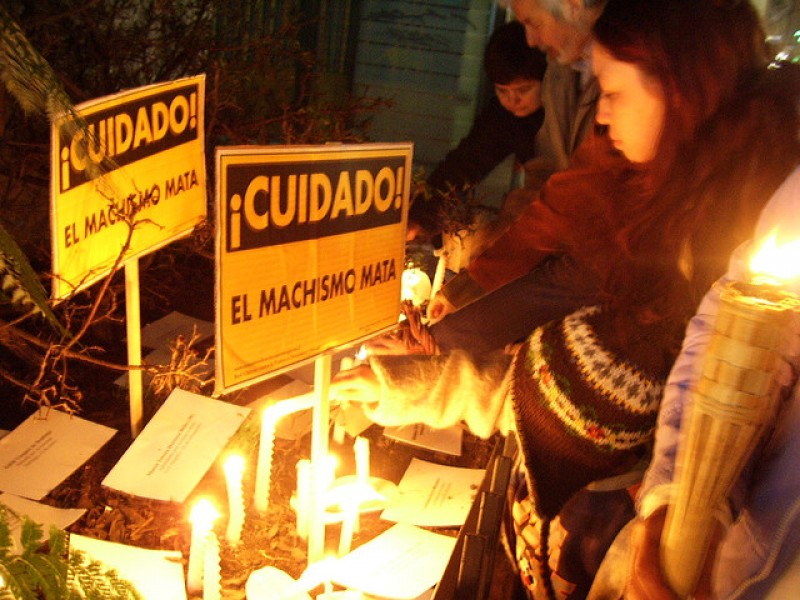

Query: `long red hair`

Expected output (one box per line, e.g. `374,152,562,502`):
579,0,800,324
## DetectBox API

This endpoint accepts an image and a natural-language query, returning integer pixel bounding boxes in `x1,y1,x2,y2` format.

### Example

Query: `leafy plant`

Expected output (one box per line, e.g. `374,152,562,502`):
0,5,71,333
0,506,142,599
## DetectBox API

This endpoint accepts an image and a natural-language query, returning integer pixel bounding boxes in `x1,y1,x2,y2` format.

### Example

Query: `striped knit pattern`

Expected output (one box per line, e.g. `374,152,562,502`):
512,305,665,519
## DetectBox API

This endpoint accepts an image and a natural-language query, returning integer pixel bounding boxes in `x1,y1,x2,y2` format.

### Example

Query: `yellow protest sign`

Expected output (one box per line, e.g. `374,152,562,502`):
215,143,412,393
50,75,207,299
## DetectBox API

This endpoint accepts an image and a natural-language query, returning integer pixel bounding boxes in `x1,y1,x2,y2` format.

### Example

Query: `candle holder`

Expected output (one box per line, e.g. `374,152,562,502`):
661,280,799,596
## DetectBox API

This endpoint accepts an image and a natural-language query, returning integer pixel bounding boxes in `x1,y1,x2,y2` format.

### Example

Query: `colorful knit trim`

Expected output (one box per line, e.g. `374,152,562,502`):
522,306,663,451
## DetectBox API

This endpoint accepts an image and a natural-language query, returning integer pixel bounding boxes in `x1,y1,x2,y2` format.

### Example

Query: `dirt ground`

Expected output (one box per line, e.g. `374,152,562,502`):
41,391,510,599
1,251,517,599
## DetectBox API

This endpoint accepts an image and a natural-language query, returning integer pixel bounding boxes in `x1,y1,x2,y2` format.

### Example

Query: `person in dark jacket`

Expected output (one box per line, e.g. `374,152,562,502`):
407,21,547,242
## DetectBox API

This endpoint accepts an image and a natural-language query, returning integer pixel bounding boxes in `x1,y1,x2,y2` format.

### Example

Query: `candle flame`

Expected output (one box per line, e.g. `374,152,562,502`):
190,498,219,529
224,454,245,477
355,344,368,361
749,232,800,285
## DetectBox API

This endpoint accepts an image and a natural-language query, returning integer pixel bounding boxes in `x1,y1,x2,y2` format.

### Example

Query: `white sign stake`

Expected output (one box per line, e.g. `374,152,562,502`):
125,259,144,438
308,353,332,564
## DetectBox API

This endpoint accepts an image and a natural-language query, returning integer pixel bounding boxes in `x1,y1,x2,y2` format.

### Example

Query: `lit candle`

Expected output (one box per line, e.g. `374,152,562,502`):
338,496,359,556
354,437,370,486
322,453,338,492
307,452,337,563
296,458,312,540
203,531,221,600
254,395,316,513
224,454,245,545
187,499,219,594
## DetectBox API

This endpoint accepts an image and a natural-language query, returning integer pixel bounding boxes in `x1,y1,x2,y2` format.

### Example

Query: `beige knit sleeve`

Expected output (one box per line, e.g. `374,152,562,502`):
365,350,516,439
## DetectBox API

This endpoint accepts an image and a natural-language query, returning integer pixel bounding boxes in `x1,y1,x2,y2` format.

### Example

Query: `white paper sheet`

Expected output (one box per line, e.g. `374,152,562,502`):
381,458,484,527
0,492,86,551
383,424,462,456
102,388,250,501
332,523,456,599
0,409,116,500
115,311,214,388
69,534,187,600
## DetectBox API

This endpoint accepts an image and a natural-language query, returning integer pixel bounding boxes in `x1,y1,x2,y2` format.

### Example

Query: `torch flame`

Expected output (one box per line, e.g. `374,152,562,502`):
749,231,800,285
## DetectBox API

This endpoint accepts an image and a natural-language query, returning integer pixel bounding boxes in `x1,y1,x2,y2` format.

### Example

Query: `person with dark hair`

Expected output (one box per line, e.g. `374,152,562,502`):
407,21,547,242
419,0,607,356
335,0,800,597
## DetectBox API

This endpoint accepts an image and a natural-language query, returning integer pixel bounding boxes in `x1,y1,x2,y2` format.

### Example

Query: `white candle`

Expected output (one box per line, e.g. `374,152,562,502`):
296,459,312,540
187,499,218,594
224,454,246,545
322,454,337,491
255,396,316,513
338,496,359,556
354,437,369,486
203,531,221,600
254,408,279,514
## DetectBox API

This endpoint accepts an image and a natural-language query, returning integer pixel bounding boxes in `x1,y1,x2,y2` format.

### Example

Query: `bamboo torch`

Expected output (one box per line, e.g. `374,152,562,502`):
661,233,800,597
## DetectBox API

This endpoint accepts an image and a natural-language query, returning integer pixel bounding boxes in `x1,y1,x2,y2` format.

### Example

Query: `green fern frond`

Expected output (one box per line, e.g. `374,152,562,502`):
0,509,142,599
0,6,79,127
1,6,118,182
0,220,68,337
0,220,67,335
47,525,67,558
67,550,143,600
0,509,12,560
17,518,44,556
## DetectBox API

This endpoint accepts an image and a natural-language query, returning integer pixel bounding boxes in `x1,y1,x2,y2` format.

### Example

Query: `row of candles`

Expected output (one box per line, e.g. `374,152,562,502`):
186,433,373,598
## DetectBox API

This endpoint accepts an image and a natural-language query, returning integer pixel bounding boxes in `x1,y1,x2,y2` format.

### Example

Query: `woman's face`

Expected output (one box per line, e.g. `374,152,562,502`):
494,78,542,117
592,43,666,164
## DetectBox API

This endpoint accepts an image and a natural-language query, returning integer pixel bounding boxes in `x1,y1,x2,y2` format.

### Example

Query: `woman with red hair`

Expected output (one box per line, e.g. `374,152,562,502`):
334,1,800,597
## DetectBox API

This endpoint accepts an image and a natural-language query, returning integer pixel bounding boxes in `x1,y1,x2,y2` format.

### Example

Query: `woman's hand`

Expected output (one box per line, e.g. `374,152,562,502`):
626,511,678,600
627,508,717,600
427,293,455,324
330,364,381,407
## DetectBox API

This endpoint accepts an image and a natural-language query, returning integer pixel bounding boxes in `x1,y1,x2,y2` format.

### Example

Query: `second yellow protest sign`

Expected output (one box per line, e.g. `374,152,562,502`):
215,143,412,393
